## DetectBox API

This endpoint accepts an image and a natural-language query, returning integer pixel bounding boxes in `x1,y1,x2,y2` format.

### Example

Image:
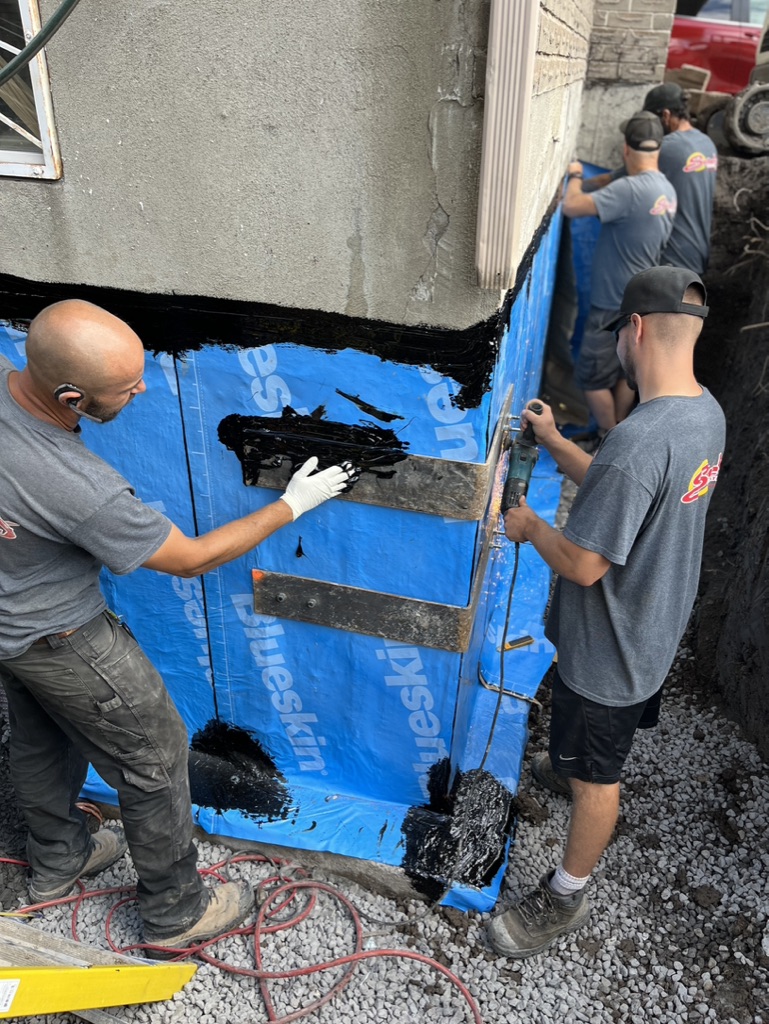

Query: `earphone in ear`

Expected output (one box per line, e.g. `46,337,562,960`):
53,383,104,423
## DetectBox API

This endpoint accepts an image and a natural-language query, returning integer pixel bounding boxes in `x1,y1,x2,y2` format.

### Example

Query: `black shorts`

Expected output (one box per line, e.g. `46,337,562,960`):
573,306,622,392
548,667,663,785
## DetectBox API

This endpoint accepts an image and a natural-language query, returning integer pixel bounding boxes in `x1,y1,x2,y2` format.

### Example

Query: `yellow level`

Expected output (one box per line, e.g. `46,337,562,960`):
0,918,195,1018
0,963,196,1017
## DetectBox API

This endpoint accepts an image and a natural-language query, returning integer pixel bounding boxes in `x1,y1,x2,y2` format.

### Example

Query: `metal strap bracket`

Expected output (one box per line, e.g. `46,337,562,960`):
250,392,519,649
244,390,514,521
252,452,506,652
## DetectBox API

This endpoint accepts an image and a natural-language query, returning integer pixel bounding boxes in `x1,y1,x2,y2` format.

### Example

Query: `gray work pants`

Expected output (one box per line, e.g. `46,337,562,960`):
0,610,207,939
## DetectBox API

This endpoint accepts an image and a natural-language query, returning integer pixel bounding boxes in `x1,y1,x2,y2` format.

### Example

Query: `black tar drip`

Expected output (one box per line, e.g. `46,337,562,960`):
335,389,403,423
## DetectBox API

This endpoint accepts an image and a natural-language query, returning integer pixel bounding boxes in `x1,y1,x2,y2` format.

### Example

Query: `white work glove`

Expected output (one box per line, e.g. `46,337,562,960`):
280,457,355,520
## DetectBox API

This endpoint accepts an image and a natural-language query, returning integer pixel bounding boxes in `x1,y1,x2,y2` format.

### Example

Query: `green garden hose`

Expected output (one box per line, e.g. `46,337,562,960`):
0,0,83,89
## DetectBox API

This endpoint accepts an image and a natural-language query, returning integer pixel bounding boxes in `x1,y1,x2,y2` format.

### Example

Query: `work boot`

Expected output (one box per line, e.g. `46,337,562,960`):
531,752,573,798
28,825,128,903
144,880,255,960
487,871,590,958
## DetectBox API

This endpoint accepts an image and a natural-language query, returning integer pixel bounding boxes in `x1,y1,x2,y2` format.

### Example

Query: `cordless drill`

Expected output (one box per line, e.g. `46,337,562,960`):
501,401,543,513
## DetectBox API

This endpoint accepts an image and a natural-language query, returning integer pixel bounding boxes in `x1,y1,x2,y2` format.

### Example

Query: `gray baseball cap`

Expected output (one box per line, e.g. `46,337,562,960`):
619,110,664,151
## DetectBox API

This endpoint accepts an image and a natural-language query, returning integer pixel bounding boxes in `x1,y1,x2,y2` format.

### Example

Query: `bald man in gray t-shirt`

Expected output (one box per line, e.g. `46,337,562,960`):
561,112,676,436
0,301,354,956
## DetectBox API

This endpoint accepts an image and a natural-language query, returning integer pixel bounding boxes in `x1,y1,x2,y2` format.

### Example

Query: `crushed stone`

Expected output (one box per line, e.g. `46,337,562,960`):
0,479,766,1023
0,644,765,1024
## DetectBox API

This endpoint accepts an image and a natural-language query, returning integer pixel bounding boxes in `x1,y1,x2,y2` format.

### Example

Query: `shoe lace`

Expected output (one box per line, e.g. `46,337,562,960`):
515,883,559,926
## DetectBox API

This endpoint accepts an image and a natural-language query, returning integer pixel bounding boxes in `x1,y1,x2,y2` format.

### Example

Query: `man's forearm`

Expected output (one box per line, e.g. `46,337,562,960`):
524,515,607,586
144,458,353,578
538,433,593,486
186,501,294,574
562,176,586,217
144,500,294,578
561,160,599,218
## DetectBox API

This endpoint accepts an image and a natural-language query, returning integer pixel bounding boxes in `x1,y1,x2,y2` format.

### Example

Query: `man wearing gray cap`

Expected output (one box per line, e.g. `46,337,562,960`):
643,82,718,275
487,266,725,959
562,112,677,438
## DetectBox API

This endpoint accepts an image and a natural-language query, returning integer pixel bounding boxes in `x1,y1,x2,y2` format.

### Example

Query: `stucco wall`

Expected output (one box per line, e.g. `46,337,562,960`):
0,1,589,330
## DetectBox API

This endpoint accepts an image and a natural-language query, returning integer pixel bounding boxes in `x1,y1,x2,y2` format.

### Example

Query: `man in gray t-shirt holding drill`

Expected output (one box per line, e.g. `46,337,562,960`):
487,267,725,960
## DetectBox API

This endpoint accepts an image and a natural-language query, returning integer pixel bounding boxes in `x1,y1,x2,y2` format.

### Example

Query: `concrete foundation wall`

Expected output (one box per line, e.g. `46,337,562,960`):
0,1,591,330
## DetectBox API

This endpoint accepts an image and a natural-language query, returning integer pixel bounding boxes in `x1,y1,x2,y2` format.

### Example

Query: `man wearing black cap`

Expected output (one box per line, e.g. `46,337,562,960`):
487,266,725,959
643,82,718,275
563,111,677,439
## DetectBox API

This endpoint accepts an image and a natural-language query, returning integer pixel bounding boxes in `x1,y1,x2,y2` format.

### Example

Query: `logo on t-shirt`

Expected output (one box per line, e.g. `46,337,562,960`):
683,152,718,174
0,515,18,540
681,454,722,504
650,195,677,216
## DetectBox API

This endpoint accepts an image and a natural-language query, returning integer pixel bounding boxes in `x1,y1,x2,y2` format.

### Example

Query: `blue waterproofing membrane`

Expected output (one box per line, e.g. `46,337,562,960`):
443,451,561,912
569,162,608,352
0,209,568,911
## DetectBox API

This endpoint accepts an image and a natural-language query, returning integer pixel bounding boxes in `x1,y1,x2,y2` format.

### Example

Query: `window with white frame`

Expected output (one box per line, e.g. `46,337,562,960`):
0,0,60,178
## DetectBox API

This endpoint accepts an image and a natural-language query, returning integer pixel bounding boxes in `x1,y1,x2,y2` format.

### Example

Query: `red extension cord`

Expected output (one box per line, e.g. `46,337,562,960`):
4,852,485,1024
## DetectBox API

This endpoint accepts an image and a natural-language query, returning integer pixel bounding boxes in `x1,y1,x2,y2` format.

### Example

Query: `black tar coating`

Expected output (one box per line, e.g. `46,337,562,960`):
401,758,516,899
189,720,290,820
335,389,403,423
218,406,409,484
0,204,555,414
0,274,490,409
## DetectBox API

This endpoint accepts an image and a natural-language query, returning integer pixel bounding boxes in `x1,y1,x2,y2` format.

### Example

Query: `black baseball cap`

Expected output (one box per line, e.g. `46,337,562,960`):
643,82,685,114
604,266,709,332
619,110,663,151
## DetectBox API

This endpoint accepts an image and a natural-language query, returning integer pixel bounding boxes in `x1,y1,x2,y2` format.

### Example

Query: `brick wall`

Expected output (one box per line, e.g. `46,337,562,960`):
587,0,675,85
535,0,594,94
576,0,676,166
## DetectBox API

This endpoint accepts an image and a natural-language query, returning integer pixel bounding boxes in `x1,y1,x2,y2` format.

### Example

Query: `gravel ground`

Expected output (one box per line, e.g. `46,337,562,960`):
1,642,767,1024
1,483,767,1023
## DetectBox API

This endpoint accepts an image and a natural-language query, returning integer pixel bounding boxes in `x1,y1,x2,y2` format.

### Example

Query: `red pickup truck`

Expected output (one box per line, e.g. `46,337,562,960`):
666,0,767,93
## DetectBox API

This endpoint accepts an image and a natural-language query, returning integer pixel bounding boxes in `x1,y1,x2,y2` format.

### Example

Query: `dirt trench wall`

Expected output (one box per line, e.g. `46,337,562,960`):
694,155,769,761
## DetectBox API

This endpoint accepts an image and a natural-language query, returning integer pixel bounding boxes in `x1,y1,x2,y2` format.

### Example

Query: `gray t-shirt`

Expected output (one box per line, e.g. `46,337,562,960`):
657,128,717,274
545,389,725,706
0,359,172,658
590,171,677,310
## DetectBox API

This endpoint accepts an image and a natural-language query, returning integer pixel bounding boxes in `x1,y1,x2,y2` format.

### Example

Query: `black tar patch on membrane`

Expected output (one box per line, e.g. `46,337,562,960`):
218,405,409,484
189,720,291,820
1,274,505,410
401,758,516,900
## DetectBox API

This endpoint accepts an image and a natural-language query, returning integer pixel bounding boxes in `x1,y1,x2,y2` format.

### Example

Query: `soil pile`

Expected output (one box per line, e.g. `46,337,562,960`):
694,154,769,760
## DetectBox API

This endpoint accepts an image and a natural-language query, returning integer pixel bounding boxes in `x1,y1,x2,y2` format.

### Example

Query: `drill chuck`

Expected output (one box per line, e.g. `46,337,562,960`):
501,401,543,513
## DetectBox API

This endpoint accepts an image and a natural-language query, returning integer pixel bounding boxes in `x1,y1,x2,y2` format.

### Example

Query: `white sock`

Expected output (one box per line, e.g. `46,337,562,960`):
548,863,590,896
